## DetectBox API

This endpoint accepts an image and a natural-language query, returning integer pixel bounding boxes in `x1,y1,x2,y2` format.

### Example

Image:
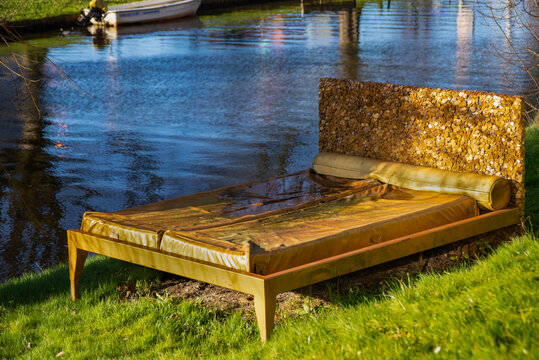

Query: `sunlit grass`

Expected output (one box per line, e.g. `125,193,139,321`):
0,0,141,23
0,257,256,358
0,234,536,359
229,233,538,359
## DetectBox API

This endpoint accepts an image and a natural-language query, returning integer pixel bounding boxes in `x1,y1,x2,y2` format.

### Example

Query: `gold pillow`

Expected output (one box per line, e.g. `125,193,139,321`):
313,152,510,211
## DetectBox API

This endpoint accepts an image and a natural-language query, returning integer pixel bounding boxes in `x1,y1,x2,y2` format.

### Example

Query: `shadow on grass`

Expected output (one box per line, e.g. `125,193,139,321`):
0,256,162,307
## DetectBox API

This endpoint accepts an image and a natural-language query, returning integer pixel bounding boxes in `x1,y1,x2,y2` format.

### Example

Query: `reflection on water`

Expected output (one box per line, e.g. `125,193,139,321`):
339,6,361,79
85,16,203,48
0,0,537,281
0,51,66,279
454,0,474,87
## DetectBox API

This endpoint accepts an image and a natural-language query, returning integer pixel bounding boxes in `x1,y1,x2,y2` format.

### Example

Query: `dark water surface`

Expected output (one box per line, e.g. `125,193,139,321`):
0,0,535,281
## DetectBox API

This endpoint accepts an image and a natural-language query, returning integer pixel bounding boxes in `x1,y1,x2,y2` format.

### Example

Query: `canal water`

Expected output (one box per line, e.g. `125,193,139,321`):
0,0,535,281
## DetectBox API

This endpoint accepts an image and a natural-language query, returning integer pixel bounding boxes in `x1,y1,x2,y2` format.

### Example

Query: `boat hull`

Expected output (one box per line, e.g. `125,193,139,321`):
103,0,200,26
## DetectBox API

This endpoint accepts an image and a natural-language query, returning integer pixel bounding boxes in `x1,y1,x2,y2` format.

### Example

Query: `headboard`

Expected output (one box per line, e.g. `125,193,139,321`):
318,78,526,215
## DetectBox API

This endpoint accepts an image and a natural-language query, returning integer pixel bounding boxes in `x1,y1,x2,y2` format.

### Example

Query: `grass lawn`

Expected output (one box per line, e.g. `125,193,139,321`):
0,0,140,23
0,125,537,359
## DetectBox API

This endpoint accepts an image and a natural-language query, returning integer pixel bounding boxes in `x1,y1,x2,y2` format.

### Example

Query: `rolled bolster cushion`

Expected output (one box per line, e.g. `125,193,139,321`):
313,152,511,211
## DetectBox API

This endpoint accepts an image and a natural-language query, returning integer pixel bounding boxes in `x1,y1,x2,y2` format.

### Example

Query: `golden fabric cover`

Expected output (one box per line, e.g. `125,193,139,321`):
313,152,510,211
81,170,479,275
161,187,478,274
80,214,160,248
80,170,377,249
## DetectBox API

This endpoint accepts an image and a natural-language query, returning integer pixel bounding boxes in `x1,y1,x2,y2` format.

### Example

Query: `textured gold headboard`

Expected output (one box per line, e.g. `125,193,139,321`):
318,78,526,215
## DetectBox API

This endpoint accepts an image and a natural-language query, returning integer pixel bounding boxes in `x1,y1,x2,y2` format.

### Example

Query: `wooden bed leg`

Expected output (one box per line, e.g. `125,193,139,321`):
254,285,276,342
68,240,88,301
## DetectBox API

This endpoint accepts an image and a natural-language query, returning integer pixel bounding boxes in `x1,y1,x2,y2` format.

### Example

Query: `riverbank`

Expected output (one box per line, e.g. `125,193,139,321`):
0,0,281,34
0,0,131,32
0,124,537,358
0,225,536,358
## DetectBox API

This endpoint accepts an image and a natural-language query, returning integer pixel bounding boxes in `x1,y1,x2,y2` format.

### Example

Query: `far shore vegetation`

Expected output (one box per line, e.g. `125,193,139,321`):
0,0,139,23
0,123,537,358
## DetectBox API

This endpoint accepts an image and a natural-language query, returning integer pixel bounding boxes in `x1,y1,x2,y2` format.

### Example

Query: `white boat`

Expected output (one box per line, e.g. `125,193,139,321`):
101,0,201,26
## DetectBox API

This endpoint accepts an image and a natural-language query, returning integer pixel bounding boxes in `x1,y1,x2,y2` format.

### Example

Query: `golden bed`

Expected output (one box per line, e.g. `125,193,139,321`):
68,79,525,341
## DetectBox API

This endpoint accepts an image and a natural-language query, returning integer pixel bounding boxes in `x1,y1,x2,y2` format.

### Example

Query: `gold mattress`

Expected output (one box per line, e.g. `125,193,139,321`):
81,170,479,275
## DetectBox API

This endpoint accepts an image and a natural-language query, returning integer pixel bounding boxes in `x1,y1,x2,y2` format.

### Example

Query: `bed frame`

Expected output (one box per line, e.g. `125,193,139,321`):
68,79,526,341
